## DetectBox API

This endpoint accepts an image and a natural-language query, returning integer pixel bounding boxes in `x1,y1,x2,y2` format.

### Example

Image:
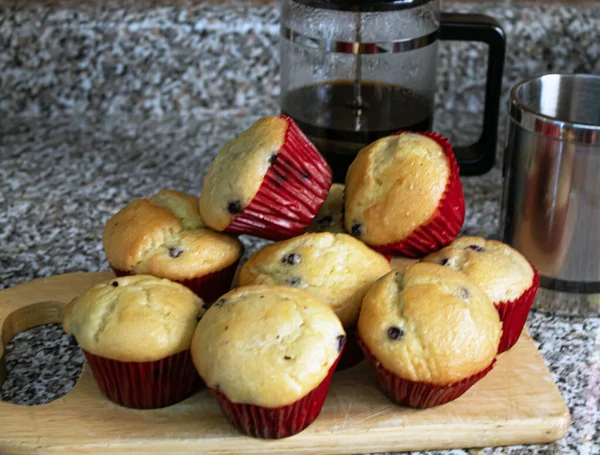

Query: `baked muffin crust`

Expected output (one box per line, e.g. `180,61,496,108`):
199,116,288,231
305,183,346,234
422,236,535,302
103,190,243,280
358,263,501,385
63,275,203,362
344,133,450,246
191,285,345,408
239,232,391,327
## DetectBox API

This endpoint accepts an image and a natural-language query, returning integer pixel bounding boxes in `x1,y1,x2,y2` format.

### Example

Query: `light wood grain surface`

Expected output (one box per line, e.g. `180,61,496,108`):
0,270,570,454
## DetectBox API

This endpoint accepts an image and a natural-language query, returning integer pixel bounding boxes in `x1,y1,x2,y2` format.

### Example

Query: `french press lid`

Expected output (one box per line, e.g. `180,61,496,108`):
292,0,431,12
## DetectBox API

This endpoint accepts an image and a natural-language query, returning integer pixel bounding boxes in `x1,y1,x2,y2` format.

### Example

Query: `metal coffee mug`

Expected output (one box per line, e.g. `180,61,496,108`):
501,73,600,316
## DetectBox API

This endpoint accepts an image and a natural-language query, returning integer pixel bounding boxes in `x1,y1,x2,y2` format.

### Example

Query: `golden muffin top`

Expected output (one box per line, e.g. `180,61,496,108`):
422,236,535,302
305,183,346,234
357,263,501,385
344,133,450,246
238,232,391,327
191,285,345,408
199,116,288,231
63,275,203,362
103,190,243,280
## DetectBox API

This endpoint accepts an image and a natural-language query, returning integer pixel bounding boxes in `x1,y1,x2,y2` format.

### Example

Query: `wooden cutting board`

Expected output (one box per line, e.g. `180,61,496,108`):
0,269,570,454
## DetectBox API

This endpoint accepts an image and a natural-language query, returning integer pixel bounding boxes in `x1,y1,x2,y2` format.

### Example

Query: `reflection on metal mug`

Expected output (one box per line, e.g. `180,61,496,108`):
501,73,600,316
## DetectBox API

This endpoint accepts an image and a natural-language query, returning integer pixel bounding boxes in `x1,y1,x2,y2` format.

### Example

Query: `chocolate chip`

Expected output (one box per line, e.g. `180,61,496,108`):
282,253,301,265
214,299,226,308
111,281,118,287
284,356,292,360
269,153,278,165
168,247,183,258
317,216,333,228
461,287,470,299
227,200,242,215
225,326,229,331
202,302,211,310
467,245,484,252
337,335,346,352
285,276,302,287
439,258,449,266
387,327,404,341
351,223,363,237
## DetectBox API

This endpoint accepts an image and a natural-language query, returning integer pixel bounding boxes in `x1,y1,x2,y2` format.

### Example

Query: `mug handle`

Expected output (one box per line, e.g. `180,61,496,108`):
440,13,506,175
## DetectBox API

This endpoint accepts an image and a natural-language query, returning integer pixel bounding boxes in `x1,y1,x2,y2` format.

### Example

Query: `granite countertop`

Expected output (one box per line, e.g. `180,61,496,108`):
0,111,598,455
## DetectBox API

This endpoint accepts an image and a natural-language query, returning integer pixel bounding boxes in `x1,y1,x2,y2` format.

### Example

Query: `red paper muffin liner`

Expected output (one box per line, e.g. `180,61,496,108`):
357,334,495,409
224,115,333,241
335,329,364,371
495,267,540,353
209,350,343,439
83,350,202,409
112,258,240,304
371,131,465,258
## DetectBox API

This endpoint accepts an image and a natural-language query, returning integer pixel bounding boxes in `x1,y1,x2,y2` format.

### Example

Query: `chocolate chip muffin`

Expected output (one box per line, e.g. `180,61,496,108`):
103,190,244,303
238,232,391,368
422,236,539,353
199,115,332,241
239,232,390,327
305,183,345,234
344,131,464,257
191,285,345,438
63,275,204,408
357,263,501,408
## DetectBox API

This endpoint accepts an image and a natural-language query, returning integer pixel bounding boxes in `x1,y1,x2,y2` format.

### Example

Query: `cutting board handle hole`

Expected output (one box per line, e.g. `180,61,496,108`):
0,301,83,406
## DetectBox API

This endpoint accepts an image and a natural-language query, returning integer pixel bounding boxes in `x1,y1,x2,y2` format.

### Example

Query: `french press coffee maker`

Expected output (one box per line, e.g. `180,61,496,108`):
280,0,506,182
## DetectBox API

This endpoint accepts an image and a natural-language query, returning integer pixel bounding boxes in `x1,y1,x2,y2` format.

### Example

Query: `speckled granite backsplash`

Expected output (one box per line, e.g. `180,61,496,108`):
1,1,599,134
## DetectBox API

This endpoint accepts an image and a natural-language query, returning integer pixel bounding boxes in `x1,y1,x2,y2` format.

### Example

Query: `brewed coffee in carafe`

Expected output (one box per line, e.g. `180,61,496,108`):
282,80,433,182
280,0,506,181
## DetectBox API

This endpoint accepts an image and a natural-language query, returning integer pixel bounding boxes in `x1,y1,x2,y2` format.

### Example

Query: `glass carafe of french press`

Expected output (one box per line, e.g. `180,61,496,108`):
280,0,506,182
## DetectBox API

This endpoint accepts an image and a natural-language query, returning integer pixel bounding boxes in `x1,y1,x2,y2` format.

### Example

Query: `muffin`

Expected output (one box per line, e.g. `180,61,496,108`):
305,183,346,234
344,131,465,257
422,236,539,353
357,263,501,408
103,190,244,303
199,115,332,241
238,232,391,369
191,285,345,438
63,275,204,409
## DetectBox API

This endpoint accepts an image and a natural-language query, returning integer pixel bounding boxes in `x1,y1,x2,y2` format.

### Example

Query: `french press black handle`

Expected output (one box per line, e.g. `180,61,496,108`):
440,13,506,175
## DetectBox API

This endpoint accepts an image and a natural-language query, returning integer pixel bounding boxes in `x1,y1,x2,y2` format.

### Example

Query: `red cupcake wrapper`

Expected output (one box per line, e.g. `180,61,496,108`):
371,131,465,258
357,334,495,409
224,115,333,241
495,268,540,353
335,329,364,371
84,350,202,409
112,258,240,304
209,349,343,439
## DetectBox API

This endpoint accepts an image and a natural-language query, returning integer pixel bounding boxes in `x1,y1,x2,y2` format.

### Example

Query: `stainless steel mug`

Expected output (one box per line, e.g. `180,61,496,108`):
501,74,600,316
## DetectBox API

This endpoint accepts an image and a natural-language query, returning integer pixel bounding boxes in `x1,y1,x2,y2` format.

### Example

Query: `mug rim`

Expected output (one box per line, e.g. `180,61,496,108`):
510,73,600,145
